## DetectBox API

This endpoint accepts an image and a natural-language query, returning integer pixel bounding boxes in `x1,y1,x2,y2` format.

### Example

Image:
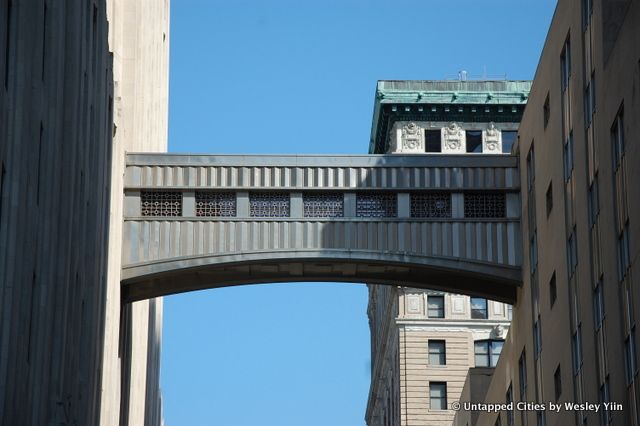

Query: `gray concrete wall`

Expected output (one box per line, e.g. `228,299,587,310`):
0,1,113,424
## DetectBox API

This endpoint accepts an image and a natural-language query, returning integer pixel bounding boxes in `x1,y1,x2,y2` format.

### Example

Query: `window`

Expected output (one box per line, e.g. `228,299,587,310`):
554,365,562,401
593,281,605,330
506,384,514,426
428,340,446,365
563,131,574,182
356,193,396,218
584,75,595,127
427,296,445,318
588,175,600,227
549,272,557,307
543,94,550,128
582,0,593,28
533,317,542,360
572,325,583,375
471,298,488,319
466,130,483,153
410,192,451,218
195,192,236,217
611,107,625,170
463,193,505,218
429,382,447,410
600,376,611,425
567,226,577,278
624,329,638,385
141,191,182,217
617,221,631,281
474,339,504,367
249,192,290,217
519,350,527,398
507,304,513,320
502,131,517,154
425,130,441,152
526,145,535,192
545,182,553,216
495,414,502,426
529,232,538,273
561,37,571,90
4,0,13,90
303,193,343,217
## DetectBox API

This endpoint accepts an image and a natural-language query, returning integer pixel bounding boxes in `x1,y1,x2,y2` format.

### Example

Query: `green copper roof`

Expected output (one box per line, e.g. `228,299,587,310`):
369,80,532,153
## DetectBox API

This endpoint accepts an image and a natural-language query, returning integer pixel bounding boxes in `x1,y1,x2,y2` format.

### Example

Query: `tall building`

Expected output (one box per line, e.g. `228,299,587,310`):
459,1,640,425
365,80,530,426
0,1,169,425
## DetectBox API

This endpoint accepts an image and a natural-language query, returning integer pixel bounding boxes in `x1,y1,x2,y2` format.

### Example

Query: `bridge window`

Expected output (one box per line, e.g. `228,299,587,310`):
410,192,451,218
249,192,290,217
427,295,444,318
195,192,236,217
141,191,182,217
474,339,504,367
470,297,488,319
303,193,343,218
356,193,397,218
463,193,506,218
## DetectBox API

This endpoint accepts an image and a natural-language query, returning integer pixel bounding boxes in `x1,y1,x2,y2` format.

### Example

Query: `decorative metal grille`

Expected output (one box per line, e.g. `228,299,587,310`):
249,192,290,217
356,193,397,218
303,193,343,218
410,192,451,218
195,192,236,217
464,193,506,218
141,191,182,217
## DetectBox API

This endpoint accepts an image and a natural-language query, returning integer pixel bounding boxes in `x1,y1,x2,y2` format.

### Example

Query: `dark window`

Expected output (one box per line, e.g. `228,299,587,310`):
624,328,638,384
501,131,517,154
588,175,600,227
425,130,441,152
618,222,631,281
519,350,527,398
506,384,514,426
554,365,562,401
545,182,553,216
4,0,13,90
584,74,595,127
561,37,571,90
429,382,447,410
549,272,557,307
428,340,446,365
529,232,538,273
410,192,451,218
195,192,236,217
543,94,550,128
600,377,611,424
427,295,444,318
526,145,535,192
356,193,396,218
474,339,504,367
563,131,574,182
533,317,542,360
582,0,593,28
567,226,577,278
466,130,483,153
495,414,502,426
471,298,488,319
593,281,604,330
41,4,47,80
463,193,505,218
572,325,583,375
611,107,625,171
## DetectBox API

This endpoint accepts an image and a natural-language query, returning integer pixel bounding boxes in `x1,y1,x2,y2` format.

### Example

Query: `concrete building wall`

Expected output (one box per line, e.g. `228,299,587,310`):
0,1,114,424
474,0,640,425
101,1,170,425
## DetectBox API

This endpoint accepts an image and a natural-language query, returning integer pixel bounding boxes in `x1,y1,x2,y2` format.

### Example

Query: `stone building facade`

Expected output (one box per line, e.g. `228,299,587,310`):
0,1,169,425
365,80,529,426
460,0,640,425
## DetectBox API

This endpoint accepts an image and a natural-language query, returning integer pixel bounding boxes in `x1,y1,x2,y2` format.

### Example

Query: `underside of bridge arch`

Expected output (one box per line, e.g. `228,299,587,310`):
121,251,521,304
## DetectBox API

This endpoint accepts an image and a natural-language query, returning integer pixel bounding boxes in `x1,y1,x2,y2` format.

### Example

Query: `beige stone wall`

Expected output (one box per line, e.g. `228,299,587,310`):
476,1,640,425
101,1,170,425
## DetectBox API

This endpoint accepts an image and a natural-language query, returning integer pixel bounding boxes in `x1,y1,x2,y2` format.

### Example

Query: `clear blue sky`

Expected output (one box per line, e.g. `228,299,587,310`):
161,1,557,424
